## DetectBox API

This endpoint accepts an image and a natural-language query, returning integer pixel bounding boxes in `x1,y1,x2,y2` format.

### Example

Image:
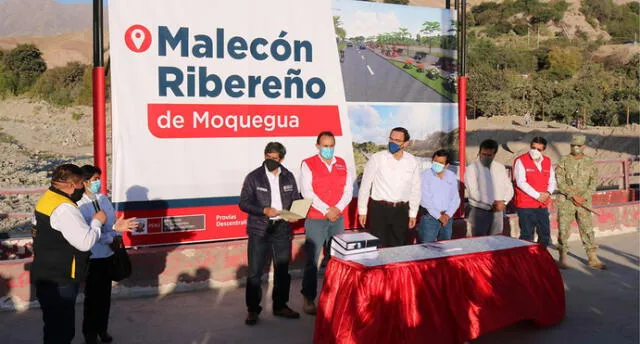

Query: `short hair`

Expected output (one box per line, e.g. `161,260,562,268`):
51,164,83,186
80,165,102,181
264,142,286,159
432,149,450,164
531,136,548,148
390,127,410,142
479,139,499,154
316,131,335,144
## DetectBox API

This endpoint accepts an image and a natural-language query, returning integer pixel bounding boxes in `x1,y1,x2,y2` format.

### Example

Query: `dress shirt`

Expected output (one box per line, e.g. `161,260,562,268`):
465,160,514,211
513,157,556,200
266,166,283,220
48,203,102,252
358,150,421,218
77,193,118,258
300,155,354,215
420,169,460,218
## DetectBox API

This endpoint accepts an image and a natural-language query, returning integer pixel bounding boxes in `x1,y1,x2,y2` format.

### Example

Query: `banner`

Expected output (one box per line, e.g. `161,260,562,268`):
109,0,458,246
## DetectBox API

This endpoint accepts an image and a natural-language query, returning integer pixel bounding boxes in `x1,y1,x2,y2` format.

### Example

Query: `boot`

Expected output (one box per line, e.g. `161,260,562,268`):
557,250,568,270
587,248,607,270
303,297,317,315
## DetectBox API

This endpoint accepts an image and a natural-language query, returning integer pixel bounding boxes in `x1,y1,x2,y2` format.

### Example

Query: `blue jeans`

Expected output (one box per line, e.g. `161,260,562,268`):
301,217,344,301
517,208,551,247
418,213,452,243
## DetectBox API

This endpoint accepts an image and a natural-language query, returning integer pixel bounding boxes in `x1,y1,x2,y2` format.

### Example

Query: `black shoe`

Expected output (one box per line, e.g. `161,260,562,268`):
84,338,98,344
98,332,113,343
273,306,300,319
245,312,259,326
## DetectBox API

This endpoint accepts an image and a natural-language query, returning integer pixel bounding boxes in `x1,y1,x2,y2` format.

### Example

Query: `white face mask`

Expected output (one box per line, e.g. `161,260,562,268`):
529,149,543,161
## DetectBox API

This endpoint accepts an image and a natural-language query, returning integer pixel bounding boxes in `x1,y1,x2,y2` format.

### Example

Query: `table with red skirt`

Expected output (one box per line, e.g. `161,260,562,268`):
314,236,565,344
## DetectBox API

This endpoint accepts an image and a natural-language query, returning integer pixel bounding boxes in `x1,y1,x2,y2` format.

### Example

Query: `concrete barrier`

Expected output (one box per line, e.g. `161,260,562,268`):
1,200,638,312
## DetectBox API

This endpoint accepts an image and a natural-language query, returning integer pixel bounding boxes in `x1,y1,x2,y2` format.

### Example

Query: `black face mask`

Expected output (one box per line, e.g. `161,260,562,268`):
70,187,85,203
264,159,280,172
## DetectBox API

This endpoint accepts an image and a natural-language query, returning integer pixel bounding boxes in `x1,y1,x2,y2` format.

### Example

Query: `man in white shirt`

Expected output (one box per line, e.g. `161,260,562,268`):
31,164,136,344
465,139,514,237
357,127,421,247
512,136,557,247
299,131,353,314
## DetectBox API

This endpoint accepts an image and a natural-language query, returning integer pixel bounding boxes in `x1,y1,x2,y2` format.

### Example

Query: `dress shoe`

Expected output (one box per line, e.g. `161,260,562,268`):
303,297,317,315
245,312,259,325
98,332,113,343
273,306,300,319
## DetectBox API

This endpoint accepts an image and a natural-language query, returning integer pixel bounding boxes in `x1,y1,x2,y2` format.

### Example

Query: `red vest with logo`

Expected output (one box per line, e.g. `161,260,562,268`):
513,153,552,208
304,155,348,219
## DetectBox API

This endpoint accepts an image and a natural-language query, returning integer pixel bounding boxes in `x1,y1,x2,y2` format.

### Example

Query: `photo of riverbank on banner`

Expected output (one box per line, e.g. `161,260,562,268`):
347,103,459,183
332,0,458,103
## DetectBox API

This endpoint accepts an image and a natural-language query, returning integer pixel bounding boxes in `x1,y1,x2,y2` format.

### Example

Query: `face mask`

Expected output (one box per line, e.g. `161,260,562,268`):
88,180,101,194
529,149,542,161
264,159,280,172
480,157,493,167
320,147,334,160
388,142,402,154
431,162,445,174
570,146,582,156
70,187,85,203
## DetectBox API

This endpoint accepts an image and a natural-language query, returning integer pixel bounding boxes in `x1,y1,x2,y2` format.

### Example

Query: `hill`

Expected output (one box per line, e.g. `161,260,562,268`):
0,0,94,37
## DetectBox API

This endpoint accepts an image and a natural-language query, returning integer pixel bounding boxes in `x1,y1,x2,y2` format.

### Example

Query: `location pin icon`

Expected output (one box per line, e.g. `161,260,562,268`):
131,29,146,50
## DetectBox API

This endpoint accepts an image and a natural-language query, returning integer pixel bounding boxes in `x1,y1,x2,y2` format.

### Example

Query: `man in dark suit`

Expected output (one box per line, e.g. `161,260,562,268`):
239,142,301,325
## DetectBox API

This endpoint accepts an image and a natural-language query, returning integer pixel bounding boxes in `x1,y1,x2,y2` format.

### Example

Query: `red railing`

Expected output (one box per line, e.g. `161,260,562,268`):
2,158,638,221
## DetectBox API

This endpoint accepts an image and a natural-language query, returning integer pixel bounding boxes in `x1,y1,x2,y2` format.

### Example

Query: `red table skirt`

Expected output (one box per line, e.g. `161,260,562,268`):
314,244,565,344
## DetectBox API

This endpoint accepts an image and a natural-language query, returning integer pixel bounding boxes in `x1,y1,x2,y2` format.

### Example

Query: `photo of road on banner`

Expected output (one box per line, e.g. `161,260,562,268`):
332,0,457,103
348,103,459,185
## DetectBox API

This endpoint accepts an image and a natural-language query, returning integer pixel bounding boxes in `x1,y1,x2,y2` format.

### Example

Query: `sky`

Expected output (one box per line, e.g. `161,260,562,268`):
332,0,456,39
348,104,458,144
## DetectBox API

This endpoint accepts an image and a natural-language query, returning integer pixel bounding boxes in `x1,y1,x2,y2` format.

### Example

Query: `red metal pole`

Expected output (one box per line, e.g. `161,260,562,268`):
93,0,107,194
93,67,107,194
458,76,467,182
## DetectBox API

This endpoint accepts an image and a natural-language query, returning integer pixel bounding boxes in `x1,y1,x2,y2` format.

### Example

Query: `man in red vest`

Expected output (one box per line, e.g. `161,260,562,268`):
513,136,557,247
299,131,353,315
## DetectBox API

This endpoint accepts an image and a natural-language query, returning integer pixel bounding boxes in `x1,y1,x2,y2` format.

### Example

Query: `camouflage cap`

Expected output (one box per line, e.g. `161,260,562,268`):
571,135,586,146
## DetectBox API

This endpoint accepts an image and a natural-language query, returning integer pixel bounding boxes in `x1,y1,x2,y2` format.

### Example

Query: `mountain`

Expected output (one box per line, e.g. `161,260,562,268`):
0,0,94,37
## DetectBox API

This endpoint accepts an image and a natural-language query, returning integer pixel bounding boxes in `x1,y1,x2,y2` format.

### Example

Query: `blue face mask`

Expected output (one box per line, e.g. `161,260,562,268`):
431,162,445,174
388,142,402,154
88,180,101,194
320,147,334,160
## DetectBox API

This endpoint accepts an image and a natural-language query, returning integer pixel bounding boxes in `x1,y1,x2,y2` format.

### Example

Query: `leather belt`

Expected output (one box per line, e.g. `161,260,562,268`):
373,199,409,207
268,219,285,226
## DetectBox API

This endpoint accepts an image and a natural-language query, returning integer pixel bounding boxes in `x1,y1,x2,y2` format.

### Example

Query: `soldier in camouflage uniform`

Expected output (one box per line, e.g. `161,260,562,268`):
555,135,606,269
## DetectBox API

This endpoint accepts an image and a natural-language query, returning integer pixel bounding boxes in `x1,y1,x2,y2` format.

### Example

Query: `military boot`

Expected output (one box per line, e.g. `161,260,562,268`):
557,250,568,269
587,248,607,270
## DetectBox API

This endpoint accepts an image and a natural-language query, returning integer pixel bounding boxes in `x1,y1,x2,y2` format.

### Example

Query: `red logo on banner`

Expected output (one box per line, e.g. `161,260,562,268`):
125,25,152,53
147,104,342,138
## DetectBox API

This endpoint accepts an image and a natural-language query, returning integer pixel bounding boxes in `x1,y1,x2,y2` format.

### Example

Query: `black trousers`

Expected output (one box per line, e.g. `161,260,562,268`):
368,200,410,247
83,257,113,341
35,280,80,344
245,221,292,314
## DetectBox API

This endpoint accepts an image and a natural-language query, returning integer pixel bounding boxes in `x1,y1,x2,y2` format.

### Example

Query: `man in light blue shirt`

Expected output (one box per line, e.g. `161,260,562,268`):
419,150,461,243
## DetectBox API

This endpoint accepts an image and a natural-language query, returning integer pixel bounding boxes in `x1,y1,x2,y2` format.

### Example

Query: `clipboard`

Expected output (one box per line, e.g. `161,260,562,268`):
279,199,313,221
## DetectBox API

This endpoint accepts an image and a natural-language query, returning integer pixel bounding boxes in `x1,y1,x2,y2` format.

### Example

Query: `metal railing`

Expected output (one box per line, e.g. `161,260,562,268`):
2,158,639,221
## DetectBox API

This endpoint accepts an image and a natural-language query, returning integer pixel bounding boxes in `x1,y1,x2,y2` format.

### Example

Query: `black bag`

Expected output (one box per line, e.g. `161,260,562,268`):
108,236,132,281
